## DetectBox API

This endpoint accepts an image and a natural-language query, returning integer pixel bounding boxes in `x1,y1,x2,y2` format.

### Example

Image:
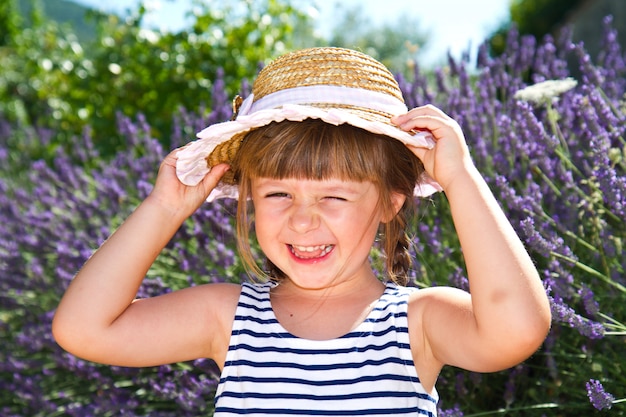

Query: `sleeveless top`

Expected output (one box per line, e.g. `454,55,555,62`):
214,282,439,417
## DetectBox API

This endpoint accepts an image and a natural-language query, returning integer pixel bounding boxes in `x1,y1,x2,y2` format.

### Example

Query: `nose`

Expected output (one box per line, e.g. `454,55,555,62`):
288,201,320,233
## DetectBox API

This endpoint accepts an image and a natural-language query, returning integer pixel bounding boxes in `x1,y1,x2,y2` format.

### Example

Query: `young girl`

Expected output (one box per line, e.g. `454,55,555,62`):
53,47,551,416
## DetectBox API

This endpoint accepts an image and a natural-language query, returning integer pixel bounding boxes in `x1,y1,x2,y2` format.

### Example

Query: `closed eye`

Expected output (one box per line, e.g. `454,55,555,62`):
265,192,290,198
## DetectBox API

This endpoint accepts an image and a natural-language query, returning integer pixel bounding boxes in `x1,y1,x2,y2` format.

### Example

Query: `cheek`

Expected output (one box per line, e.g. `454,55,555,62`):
340,208,381,242
253,205,281,230
252,227,272,262
252,211,280,251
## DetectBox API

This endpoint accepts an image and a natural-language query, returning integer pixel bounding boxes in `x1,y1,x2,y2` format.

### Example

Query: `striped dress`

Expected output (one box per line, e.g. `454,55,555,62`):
214,282,439,416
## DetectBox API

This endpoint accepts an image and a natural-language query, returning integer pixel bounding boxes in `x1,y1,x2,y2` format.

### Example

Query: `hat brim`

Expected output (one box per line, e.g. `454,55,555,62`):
176,104,442,201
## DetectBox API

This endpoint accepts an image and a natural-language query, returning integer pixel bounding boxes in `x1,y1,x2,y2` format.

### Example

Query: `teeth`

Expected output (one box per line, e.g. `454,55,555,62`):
290,244,333,257
292,245,325,252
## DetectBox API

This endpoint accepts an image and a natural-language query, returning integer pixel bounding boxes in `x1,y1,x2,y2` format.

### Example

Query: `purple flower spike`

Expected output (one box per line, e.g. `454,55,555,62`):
586,379,615,410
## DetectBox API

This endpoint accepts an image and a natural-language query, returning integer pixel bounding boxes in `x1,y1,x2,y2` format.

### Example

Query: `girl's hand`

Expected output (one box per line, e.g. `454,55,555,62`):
392,105,474,191
52,148,234,367
148,148,230,219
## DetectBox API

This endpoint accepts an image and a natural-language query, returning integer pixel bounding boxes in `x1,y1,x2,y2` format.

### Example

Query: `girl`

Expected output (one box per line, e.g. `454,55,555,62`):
53,47,551,416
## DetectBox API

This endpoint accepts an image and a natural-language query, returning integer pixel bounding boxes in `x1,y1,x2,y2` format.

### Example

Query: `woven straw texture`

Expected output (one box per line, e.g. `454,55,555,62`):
252,47,403,101
206,47,405,180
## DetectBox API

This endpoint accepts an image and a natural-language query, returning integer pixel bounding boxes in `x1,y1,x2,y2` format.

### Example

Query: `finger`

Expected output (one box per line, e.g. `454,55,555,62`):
396,115,458,138
405,143,428,162
164,143,194,164
392,104,450,124
161,148,182,168
201,163,231,190
419,104,450,118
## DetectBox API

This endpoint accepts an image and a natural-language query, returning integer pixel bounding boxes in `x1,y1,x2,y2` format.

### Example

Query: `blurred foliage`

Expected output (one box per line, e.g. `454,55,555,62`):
0,0,21,46
17,0,98,41
0,0,435,157
489,0,585,54
326,3,426,76
0,0,316,155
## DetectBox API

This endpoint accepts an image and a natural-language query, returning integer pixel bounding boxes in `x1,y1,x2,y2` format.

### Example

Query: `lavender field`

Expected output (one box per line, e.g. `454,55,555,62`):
1,19,625,416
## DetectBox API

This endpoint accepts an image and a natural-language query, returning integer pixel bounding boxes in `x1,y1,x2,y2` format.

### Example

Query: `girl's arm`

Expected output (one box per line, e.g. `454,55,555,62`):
52,152,238,367
393,106,551,373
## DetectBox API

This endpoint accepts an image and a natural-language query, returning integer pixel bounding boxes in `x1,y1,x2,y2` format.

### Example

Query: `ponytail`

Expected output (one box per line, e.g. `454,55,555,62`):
383,202,413,285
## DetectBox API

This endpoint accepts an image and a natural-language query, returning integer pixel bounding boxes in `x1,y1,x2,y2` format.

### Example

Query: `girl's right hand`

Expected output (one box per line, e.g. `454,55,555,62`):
53,147,236,369
148,148,231,219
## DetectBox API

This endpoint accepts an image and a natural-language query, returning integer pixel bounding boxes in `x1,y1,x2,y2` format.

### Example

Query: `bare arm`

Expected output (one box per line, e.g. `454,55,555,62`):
52,151,237,367
394,106,551,373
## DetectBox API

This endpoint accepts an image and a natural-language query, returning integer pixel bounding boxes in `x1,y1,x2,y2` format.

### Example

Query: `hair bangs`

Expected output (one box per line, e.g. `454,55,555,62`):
234,119,386,184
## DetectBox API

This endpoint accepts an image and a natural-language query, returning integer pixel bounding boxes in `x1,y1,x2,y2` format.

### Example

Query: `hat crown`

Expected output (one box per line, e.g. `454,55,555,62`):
251,47,404,103
175,47,442,199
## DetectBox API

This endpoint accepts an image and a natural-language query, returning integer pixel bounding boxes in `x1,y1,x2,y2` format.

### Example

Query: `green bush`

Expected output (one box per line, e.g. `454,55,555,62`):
0,0,313,155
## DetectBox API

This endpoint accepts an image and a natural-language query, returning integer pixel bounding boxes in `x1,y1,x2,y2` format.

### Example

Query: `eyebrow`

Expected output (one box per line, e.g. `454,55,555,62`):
320,185,363,196
254,179,368,196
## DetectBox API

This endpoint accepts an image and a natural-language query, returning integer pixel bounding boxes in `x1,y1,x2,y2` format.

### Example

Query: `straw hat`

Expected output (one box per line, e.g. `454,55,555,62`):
176,47,442,201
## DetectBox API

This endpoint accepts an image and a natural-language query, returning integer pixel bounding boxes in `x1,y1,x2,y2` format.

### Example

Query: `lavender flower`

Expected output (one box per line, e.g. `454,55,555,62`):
550,297,605,339
578,284,600,317
503,365,525,407
574,43,605,87
438,404,464,417
586,379,615,410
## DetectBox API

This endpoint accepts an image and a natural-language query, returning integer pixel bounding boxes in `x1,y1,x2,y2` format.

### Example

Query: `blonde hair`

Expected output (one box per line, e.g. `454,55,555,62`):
231,119,425,285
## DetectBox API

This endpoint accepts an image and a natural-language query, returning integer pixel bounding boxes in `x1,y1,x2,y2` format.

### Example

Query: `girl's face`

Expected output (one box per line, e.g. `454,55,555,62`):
251,177,386,290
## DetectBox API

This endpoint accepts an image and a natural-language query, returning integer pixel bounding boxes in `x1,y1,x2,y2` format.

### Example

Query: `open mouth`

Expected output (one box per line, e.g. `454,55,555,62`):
289,244,334,259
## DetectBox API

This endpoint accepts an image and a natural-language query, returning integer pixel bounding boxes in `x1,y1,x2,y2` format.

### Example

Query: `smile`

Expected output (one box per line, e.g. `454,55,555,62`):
289,244,334,259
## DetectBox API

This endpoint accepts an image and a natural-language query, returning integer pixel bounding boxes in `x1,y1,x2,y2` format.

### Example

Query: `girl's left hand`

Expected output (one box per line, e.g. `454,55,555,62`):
392,105,474,191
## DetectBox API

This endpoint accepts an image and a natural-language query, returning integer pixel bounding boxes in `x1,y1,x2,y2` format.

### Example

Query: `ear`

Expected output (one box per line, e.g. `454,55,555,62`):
382,192,406,223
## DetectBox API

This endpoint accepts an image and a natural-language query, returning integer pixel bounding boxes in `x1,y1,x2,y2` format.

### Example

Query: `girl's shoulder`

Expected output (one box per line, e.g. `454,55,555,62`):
187,282,243,322
197,281,244,297
196,281,275,313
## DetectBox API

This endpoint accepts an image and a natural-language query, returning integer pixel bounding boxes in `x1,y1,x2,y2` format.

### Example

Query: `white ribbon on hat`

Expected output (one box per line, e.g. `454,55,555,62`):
177,83,444,201
237,85,408,118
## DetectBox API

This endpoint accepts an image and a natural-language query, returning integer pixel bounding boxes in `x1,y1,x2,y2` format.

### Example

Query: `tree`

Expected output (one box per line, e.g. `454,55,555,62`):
1,0,431,156
489,0,585,54
0,0,317,155
327,3,427,75
0,0,21,47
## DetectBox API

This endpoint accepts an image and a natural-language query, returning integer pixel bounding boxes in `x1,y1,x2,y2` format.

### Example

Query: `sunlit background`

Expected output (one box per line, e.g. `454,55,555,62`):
2,0,625,415
71,0,511,66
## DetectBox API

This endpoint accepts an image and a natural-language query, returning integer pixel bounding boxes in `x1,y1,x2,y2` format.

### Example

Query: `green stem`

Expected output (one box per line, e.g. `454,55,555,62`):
463,402,560,416
526,206,598,253
550,252,626,294
546,103,570,155
553,148,622,225
531,166,562,197
598,313,626,331
597,87,626,131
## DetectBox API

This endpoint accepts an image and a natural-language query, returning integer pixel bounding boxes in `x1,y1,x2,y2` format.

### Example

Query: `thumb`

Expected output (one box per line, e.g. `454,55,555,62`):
406,143,437,181
405,144,430,164
200,163,231,192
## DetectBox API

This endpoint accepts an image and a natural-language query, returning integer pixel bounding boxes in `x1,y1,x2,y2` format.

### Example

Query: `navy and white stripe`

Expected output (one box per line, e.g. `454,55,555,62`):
214,282,438,416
